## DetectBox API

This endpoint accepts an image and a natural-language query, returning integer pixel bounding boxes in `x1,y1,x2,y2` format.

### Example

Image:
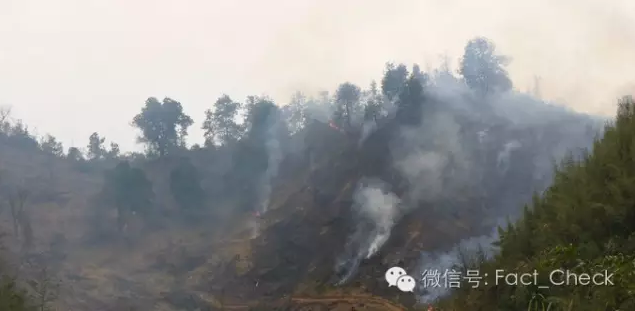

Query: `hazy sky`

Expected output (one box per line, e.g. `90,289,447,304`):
1,0,634,152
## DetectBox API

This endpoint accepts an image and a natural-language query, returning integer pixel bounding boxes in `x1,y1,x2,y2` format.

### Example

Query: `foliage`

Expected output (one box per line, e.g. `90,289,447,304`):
101,161,154,231
39,135,63,157
333,82,362,129
0,277,32,311
202,94,243,147
243,96,281,141
440,96,635,310
87,132,106,160
396,73,425,126
107,142,120,159
66,147,84,161
132,97,193,157
381,63,409,102
169,158,205,211
363,80,384,122
283,92,309,135
459,36,513,95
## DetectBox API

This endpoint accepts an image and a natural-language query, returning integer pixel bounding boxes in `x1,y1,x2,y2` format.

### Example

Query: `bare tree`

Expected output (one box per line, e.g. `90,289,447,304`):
31,266,59,311
0,106,10,123
8,186,31,250
0,106,11,133
19,206,33,251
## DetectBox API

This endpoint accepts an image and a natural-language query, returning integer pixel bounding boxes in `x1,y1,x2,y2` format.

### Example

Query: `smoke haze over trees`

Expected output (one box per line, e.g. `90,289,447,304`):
0,34,630,311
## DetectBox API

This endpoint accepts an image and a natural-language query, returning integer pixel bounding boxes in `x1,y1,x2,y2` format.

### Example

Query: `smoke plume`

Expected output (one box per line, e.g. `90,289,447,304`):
416,228,499,303
332,37,605,292
335,178,401,284
258,109,286,213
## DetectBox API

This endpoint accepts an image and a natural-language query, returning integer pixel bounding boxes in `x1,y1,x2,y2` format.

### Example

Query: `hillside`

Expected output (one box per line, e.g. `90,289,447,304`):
0,37,619,311
437,96,635,310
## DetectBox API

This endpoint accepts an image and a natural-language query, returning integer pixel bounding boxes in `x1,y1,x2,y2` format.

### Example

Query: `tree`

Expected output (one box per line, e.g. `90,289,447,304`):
202,95,242,147
7,186,32,250
284,92,309,135
440,96,635,310
169,159,205,211
0,106,11,133
381,63,409,102
132,97,193,157
66,147,84,161
412,64,428,85
7,120,39,150
87,132,106,160
363,80,383,123
396,74,425,126
459,37,513,95
39,134,64,157
107,142,120,159
334,82,361,129
101,161,153,232
243,96,283,142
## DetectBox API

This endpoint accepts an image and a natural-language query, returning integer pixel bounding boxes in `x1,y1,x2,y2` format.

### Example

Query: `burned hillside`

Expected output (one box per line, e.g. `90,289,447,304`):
189,84,602,309
0,37,609,311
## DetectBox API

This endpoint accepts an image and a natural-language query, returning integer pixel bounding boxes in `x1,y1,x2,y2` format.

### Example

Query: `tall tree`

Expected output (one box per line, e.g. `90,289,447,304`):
101,161,153,232
169,158,205,211
334,82,361,129
381,63,409,102
283,92,309,135
107,142,120,159
396,74,425,126
232,97,289,212
40,134,64,157
412,64,428,85
363,80,384,123
66,147,84,161
243,96,285,141
87,132,106,160
459,37,513,95
202,95,242,147
132,97,193,157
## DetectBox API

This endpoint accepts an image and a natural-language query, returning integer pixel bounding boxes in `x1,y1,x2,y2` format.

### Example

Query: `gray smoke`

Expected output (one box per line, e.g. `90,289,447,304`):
259,111,285,213
416,228,500,303
393,110,473,206
332,40,605,290
335,178,401,284
391,64,604,303
304,91,336,123
354,181,402,258
358,120,377,147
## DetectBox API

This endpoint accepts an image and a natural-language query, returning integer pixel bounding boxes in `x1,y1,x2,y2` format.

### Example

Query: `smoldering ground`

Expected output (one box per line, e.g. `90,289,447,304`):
329,37,605,294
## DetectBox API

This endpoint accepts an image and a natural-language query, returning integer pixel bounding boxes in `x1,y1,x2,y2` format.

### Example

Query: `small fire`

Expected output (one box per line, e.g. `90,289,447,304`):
329,120,344,132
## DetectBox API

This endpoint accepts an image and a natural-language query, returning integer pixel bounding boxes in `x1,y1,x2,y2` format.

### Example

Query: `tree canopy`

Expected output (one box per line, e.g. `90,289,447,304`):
459,36,513,95
202,95,243,147
169,158,205,211
132,97,193,157
101,161,154,232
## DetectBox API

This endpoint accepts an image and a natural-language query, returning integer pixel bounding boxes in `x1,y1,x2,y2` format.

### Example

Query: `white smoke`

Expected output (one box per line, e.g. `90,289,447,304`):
353,182,402,258
417,228,499,304
393,110,474,206
335,178,401,284
358,120,377,147
259,110,285,213
496,140,522,173
333,41,605,289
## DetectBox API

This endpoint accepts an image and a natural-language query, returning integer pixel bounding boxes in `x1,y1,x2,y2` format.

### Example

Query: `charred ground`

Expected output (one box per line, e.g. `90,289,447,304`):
0,37,614,311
